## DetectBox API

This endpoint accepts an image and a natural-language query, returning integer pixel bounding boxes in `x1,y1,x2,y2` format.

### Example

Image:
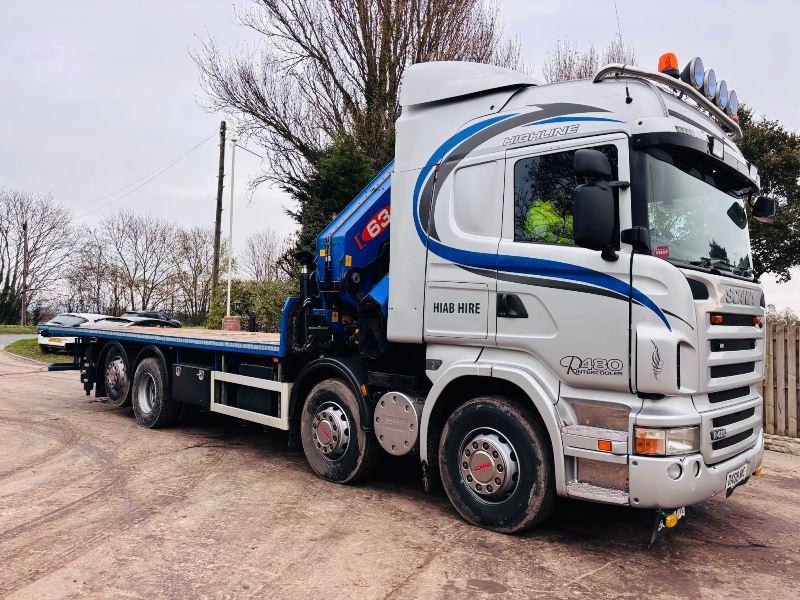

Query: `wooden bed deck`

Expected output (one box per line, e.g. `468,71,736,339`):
41,325,285,356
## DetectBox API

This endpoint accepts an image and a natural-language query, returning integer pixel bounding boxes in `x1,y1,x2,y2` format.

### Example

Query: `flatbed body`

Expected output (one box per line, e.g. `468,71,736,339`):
40,325,285,357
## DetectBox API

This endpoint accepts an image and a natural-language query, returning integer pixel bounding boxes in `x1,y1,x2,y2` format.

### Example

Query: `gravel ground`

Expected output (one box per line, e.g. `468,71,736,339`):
0,347,798,599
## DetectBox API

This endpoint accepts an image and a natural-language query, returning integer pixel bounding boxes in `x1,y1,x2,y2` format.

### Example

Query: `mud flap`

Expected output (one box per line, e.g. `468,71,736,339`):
650,506,686,545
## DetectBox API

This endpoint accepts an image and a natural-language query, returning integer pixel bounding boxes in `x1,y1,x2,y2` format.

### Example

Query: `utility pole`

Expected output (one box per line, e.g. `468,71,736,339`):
20,221,28,326
226,138,237,317
211,120,226,298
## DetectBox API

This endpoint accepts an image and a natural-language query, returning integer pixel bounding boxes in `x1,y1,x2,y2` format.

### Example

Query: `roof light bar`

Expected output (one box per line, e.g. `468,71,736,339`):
681,57,705,90
703,68,717,101
593,63,743,141
727,90,739,118
716,80,729,111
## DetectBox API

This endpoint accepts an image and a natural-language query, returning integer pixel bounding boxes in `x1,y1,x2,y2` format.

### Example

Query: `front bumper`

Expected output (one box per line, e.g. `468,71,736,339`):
628,429,763,509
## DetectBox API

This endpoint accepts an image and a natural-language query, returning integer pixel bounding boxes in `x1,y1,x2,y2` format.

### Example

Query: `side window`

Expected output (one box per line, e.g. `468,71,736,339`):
513,145,618,245
453,160,501,237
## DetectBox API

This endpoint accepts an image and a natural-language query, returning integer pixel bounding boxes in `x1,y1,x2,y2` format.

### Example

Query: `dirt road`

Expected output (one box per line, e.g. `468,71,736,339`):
1,347,798,599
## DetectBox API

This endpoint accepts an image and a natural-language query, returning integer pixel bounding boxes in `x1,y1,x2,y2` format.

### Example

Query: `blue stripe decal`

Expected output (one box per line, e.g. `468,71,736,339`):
412,113,517,241
412,113,670,330
523,116,624,126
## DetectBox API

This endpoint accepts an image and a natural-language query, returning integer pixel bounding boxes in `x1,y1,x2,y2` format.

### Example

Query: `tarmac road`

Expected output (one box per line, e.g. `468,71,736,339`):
0,333,36,346
0,346,798,599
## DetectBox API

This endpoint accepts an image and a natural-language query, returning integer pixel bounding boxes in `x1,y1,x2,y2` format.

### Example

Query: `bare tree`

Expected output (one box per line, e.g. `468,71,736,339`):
0,189,75,319
603,34,637,66
240,228,289,283
194,0,523,186
60,228,127,316
173,226,216,323
543,36,637,84
98,211,176,311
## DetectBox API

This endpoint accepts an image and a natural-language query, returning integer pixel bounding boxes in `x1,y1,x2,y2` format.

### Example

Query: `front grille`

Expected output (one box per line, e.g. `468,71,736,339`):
688,278,709,299
710,338,756,352
700,395,761,464
712,428,754,450
708,385,750,403
710,362,754,378
713,407,755,427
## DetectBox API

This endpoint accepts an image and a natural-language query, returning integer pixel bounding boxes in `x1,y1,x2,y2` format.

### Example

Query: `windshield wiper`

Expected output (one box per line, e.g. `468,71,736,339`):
690,257,752,278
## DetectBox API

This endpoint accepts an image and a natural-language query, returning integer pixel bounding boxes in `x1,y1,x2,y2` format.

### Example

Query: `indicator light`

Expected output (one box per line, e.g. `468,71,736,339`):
597,439,613,452
665,512,679,528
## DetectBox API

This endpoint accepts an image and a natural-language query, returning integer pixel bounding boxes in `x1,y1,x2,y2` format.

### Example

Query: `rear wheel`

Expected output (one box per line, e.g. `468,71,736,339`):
438,395,556,533
103,345,131,408
131,357,181,428
300,379,379,483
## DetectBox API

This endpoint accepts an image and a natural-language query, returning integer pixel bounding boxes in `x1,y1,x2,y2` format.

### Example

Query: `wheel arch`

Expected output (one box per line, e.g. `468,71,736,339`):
131,344,172,391
420,364,566,495
289,357,372,433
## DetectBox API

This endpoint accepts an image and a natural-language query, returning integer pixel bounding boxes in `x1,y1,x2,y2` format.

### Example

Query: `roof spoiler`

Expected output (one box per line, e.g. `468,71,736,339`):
594,63,743,142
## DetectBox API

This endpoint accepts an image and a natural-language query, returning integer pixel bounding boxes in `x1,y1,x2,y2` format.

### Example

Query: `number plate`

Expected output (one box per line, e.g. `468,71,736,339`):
48,337,64,344
726,464,747,491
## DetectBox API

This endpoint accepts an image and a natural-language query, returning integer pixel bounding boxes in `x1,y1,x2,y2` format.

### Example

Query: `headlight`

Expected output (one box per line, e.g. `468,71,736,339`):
635,426,700,456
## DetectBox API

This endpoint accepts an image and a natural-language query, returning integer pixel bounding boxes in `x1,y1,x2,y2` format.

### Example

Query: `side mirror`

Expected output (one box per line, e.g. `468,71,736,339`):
752,196,777,224
574,148,612,180
573,184,615,254
573,149,616,259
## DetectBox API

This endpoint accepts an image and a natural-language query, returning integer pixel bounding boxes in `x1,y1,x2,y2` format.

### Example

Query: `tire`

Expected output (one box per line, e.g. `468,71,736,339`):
130,357,181,428
40,346,53,355
300,378,379,484
438,395,556,533
103,344,131,408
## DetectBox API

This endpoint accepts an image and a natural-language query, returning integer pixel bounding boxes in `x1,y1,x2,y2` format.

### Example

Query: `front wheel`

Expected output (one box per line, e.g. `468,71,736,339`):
438,395,556,533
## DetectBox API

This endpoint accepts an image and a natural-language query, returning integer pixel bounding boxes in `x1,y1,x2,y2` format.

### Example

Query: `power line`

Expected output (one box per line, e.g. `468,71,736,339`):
234,142,265,160
76,128,218,219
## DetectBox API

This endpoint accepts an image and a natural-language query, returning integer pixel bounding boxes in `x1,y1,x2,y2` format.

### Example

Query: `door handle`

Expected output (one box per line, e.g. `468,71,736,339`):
497,293,528,318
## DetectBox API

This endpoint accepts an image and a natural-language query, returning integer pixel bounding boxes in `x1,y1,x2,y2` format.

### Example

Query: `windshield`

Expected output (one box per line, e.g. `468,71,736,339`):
645,147,754,278
47,314,87,327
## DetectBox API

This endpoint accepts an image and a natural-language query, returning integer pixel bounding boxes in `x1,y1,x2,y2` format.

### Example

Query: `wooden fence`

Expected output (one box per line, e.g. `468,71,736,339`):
757,324,799,438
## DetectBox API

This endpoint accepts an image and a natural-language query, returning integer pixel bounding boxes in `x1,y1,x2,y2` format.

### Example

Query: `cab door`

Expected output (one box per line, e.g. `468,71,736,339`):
496,135,633,392
423,151,504,344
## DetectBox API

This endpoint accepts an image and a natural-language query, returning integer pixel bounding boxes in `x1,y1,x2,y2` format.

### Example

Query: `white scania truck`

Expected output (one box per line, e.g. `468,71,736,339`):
42,55,776,534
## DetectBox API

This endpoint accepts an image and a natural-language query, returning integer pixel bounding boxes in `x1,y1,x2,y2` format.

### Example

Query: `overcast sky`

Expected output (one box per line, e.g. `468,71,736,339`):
2,1,798,309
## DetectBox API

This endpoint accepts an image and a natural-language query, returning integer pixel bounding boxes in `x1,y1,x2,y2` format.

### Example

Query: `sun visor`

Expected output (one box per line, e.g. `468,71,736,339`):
399,61,539,107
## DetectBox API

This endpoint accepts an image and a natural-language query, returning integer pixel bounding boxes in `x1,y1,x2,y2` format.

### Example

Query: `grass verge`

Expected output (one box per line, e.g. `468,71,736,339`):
0,324,36,334
4,338,72,363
